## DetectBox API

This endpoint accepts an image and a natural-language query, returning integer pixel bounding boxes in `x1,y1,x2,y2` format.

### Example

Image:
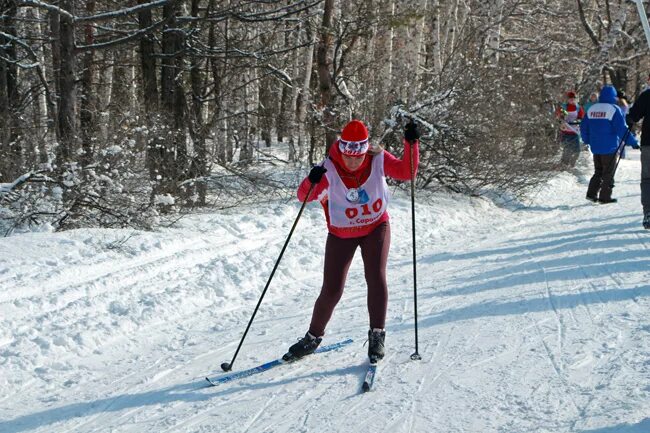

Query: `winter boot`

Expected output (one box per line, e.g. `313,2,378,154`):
585,194,598,203
368,329,386,362
598,197,618,204
284,332,322,360
644,212,650,230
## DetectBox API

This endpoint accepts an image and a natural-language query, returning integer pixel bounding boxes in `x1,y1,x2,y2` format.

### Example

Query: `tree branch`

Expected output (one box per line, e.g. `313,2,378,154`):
75,16,170,52
76,0,171,23
576,0,600,47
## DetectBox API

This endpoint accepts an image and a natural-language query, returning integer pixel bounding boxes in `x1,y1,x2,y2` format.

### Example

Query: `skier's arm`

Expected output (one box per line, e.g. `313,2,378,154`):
384,139,419,181
628,90,650,123
297,174,328,202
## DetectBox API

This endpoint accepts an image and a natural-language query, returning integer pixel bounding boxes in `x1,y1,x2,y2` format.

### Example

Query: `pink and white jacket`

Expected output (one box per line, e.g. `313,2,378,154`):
297,139,419,239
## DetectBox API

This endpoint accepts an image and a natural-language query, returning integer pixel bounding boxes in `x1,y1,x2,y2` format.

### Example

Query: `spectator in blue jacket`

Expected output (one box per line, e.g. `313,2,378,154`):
584,92,599,112
580,85,639,204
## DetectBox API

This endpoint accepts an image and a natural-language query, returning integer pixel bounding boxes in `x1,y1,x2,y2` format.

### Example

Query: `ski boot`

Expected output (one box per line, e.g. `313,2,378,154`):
283,332,322,361
368,329,386,363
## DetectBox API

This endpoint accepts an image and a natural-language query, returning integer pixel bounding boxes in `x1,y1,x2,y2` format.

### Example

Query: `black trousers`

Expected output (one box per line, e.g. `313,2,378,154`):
642,147,650,213
587,153,617,201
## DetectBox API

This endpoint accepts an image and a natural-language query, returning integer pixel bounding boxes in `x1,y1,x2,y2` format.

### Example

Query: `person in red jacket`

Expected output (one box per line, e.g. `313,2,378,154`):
556,91,585,167
285,119,420,362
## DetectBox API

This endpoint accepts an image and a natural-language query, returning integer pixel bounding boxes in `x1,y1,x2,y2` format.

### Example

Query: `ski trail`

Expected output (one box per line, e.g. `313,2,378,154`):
3,157,650,433
526,247,565,373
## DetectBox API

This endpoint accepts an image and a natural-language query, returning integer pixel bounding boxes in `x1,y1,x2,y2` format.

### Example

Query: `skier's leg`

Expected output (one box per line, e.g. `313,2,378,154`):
568,135,581,167
360,222,391,331
560,134,579,167
308,234,359,337
641,146,650,214
640,147,650,228
560,135,572,166
360,222,390,360
587,154,604,199
598,153,617,201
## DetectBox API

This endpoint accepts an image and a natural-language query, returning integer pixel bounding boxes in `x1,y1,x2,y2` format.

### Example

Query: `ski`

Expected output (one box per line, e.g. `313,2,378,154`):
361,359,378,392
206,339,353,386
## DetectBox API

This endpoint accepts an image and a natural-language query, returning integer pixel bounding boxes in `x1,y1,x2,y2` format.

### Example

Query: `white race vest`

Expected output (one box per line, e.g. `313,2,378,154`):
323,153,390,228
560,104,581,134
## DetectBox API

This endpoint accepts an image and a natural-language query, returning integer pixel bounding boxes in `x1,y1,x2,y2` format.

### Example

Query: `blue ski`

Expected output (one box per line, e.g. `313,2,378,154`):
206,339,353,386
361,361,378,392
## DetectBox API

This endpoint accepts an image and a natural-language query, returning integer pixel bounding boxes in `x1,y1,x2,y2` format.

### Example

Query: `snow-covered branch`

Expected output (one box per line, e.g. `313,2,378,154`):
76,0,171,23
576,0,600,47
17,0,170,23
0,172,53,203
75,17,170,52
16,0,75,20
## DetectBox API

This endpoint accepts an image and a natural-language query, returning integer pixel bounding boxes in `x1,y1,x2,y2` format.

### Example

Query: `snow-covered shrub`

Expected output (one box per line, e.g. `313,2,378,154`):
379,58,561,199
1,130,158,235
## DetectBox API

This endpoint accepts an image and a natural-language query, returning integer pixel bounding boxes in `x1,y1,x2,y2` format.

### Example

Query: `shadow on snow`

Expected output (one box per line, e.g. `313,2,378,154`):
0,363,365,433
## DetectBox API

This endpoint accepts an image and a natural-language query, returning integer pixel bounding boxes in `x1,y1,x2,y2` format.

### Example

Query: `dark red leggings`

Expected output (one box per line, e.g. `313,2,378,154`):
309,222,390,337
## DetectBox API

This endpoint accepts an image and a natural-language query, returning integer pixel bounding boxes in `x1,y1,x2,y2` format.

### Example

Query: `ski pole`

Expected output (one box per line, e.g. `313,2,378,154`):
221,181,316,372
408,139,421,361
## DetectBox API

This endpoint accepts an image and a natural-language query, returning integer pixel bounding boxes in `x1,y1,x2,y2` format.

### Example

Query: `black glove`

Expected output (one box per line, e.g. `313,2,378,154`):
626,114,635,128
308,165,327,184
404,120,420,143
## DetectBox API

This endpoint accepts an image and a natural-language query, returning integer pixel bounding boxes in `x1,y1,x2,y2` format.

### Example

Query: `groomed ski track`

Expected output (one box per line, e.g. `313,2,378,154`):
1,152,649,433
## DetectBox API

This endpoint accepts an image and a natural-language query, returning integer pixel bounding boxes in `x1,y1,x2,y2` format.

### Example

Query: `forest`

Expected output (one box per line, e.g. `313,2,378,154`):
1,0,649,233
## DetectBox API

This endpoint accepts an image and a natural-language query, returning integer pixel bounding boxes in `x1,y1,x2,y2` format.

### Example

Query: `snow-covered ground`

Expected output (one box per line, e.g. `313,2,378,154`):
1,151,649,433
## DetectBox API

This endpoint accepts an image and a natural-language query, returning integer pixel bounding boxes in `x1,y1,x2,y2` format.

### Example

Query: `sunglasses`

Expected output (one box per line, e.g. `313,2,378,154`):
339,138,369,156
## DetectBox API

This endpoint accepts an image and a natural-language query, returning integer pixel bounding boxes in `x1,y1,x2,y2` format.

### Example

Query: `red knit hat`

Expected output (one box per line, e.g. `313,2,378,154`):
566,91,576,98
339,120,369,156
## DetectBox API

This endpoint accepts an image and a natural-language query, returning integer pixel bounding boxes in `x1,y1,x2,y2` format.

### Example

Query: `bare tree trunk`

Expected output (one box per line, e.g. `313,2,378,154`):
296,19,315,161
580,3,629,93
413,0,429,93
96,50,112,145
0,0,20,180
127,48,137,115
25,6,52,163
160,0,187,195
0,15,9,180
283,25,300,161
258,34,275,148
56,0,76,164
48,8,61,140
208,1,227,164
278,13,298,150
429,0,442,77
242,67,254,163
485,0,505,64
442,0,461,63
189,0,209,205
316,0,337,154
138,0,161,188
80,0,96,166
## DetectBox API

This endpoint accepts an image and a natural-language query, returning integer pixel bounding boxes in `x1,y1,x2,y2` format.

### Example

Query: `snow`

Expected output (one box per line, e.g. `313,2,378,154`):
1,151,649,432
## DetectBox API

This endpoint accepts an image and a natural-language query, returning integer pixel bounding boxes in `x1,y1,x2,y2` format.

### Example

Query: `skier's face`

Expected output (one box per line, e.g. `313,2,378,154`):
342,154,365,171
